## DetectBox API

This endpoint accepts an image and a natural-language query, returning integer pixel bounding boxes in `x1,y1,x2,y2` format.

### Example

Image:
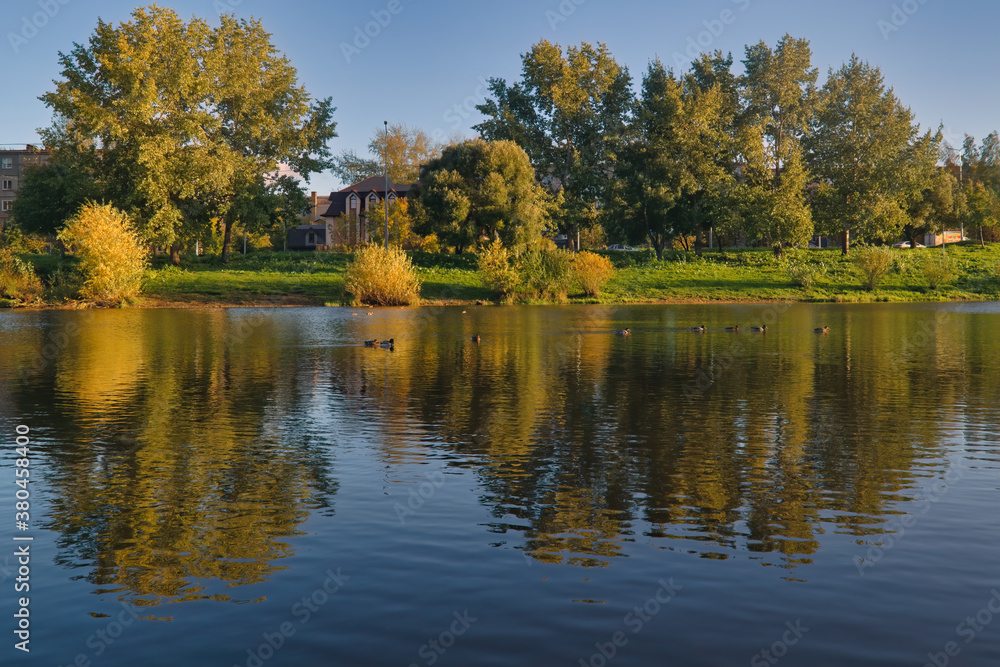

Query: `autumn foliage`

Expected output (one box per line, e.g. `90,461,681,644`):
58,203,149,305
345,244,421,306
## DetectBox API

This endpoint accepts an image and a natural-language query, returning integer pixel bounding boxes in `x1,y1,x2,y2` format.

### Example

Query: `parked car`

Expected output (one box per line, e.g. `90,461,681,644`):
892,241,926,248
607,244,641,251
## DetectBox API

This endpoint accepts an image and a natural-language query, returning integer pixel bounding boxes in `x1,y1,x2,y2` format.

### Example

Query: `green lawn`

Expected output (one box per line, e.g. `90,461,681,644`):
16,243,1000,308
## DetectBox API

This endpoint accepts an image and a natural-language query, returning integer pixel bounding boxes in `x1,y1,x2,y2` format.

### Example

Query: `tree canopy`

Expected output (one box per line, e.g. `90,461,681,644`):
613,60,730,259
330,122,443,186
805,55,938,253
475,41,633,248
417,139,552,254
40,4,336,262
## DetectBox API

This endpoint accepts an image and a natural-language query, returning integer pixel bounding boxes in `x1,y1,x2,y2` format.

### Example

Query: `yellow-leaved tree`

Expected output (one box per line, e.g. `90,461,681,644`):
58,203,149,306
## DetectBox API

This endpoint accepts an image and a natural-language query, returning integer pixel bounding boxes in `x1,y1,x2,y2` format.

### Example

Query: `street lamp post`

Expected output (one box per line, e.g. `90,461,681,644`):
384,120,389,251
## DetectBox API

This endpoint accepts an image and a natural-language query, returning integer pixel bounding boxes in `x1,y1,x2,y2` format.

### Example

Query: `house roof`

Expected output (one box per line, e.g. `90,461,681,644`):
320,176,416,218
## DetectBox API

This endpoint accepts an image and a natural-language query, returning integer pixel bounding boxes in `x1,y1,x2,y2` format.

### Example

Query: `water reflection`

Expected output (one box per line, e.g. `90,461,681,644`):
7,310,339,605
3,302,997,605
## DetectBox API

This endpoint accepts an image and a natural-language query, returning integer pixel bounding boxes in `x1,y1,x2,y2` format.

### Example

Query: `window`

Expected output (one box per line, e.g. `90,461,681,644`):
1,200,12,212
349,194,358,209
368,194,378,207
0,158,12,170
307,232,316,245
387,193,396,204
1,179,12,190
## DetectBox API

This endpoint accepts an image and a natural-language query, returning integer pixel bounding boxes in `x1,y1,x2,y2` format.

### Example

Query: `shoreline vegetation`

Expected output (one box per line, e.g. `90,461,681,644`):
6,243,1000,310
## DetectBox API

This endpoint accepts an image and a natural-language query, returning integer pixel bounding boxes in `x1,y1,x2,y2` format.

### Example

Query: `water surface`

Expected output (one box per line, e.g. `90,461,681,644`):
1,303,998,666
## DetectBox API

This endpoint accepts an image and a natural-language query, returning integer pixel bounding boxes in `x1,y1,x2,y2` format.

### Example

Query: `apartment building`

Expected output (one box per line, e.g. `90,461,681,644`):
0,144,50,232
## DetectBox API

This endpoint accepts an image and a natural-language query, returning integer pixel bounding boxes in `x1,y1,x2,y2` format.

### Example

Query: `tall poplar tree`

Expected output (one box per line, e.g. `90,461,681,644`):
614,61,729,259
805,55,935,254
475,41,633,249
40,5,336,262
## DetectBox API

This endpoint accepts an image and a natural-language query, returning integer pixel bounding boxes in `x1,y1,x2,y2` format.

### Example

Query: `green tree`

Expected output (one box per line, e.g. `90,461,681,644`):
613,61,729,259
683,51,744,252
10,155,100,236
735,35,817,250
41,5,336,264
805,55,934,254
475,40,633,249
418,139,552,254
330,123,443,186
904,169,964,250
329,150,380,186
741,35,818,183
959,132,1000,243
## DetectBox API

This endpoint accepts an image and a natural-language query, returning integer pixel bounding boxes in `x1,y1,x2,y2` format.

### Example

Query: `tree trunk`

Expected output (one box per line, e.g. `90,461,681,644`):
694,229,703,257
169,244,181,266
649,231,664,261
980,226,986,248
221,215,234,264
841,229,850,256
717,233,724,253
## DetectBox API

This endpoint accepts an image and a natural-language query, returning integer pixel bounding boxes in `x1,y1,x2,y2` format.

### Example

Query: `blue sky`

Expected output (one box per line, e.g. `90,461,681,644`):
3,0,998,196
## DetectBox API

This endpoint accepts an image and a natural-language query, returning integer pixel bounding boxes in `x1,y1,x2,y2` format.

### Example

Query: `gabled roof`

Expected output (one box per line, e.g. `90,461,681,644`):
320,176,416,218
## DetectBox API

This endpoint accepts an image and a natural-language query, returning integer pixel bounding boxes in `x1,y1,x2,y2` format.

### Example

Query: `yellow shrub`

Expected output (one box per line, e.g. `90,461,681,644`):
476,238,519,303
573,251,615,297
345,244,421,306
0,248,44,304
58,203,149,306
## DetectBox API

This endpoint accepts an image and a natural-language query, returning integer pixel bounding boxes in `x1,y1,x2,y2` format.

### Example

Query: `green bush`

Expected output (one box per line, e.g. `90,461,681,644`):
0,248,44,305
573,251,616,297
57,203,149,306
787,261,824,289
519,248,573,301
594,249,657,268
344,244,421,306
476,240,574,302
853,245,896,291
923,254,956,290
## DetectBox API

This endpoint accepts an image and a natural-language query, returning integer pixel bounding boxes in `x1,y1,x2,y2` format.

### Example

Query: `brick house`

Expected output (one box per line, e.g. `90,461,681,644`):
319,176,414,247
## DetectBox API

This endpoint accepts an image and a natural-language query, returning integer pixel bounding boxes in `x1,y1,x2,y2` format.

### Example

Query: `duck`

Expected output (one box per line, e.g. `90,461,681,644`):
724,325,740,332
750,325,767,332
363,338,379,347
380,338,395,348
690,325,706,332
615,328,631,336
813,326,830,334
471,334,481,343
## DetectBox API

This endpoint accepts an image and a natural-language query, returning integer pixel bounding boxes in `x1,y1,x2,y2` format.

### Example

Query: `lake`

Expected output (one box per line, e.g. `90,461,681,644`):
1,303,999,666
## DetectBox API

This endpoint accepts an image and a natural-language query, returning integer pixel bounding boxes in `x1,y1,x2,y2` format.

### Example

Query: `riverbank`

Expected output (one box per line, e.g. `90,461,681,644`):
9,243,1000,309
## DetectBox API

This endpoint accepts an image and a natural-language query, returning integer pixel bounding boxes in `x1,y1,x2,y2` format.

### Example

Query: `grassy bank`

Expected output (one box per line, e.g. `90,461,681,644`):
10,243,1000,308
